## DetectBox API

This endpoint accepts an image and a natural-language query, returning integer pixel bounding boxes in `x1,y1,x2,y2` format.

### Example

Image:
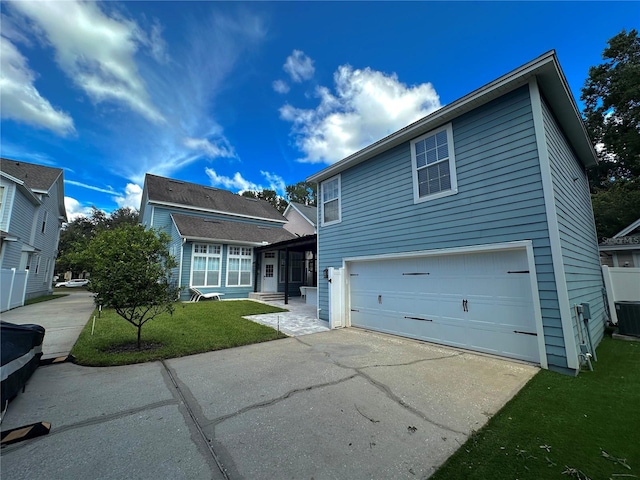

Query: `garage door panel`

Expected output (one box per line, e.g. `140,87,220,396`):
348,248,540,364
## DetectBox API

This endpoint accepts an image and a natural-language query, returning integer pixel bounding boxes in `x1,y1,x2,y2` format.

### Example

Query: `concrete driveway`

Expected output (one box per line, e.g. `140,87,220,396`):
1,326,537,480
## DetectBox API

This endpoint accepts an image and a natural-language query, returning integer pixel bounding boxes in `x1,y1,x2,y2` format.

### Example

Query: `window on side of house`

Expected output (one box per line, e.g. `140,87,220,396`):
321,175,341,226
411,124,458,203
191,244,221,287
227,246,253,287
41,211,48,234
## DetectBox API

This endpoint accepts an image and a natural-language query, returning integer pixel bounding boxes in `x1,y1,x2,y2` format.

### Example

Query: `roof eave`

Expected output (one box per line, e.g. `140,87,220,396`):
613,217,640,238
148,199,287,224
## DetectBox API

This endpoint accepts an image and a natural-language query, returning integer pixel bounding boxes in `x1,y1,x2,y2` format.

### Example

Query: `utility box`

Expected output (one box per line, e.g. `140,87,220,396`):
615,301,640,337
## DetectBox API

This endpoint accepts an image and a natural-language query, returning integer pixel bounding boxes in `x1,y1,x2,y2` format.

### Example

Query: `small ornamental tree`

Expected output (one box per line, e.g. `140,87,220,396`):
83,225,180,349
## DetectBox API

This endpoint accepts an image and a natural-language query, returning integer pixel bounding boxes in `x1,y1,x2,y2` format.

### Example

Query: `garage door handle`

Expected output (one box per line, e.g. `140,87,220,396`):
462,299,468,312
404,316,433,322
514,330,537,336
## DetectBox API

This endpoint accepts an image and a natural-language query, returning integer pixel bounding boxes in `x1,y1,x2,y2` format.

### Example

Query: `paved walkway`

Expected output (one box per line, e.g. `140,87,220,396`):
1,290,95,359
243,297,330,336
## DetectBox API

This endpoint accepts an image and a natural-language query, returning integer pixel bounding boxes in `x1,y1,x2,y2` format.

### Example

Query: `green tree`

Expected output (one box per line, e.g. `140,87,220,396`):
57,207,139,276
286,181,317,206
591,180,640,240
581,29,640,187
82,225,179,349
241,189,288,213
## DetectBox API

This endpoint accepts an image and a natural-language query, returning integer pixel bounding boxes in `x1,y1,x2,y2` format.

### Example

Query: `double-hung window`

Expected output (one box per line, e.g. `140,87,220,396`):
191,244,221,287
321,175,341,225
227,246,252,287
411,124,458,203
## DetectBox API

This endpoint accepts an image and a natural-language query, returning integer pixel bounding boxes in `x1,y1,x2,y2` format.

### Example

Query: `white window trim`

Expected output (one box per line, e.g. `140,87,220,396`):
411,123,458,204
225,245,253,288
321,174,341,226
190,243,222,288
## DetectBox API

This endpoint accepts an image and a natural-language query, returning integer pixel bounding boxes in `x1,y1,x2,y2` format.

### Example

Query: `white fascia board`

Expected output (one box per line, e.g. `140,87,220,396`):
0,172,41,206
148,200,287,225
308,51,597,183
529,77,579,372
614,217,640,238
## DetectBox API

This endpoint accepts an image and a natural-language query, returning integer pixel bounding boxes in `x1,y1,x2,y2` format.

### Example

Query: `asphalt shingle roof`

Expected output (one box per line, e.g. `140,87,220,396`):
145,174,286,222
1,158,63,192
171,213,297,244
290,202,317,226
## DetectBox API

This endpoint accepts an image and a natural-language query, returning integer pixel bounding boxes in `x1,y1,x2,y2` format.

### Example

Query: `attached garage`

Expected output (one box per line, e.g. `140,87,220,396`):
344,243,544,364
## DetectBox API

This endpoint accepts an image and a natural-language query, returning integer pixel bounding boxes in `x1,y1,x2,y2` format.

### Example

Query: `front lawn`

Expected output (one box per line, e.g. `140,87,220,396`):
72,300,288,366
431,336,640,480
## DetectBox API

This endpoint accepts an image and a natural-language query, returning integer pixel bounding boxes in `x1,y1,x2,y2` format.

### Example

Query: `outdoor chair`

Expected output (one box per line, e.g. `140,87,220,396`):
189,287,224,302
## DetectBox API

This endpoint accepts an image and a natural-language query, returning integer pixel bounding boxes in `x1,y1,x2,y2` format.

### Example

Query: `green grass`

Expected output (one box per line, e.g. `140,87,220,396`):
25,293,69,305
72,300,288,366
431,336,640,480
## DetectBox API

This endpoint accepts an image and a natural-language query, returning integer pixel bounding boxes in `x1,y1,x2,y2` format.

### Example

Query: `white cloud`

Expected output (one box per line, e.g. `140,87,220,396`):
64,196,94,222
114,183,143,210
283,50,315,82
7,0,164,123
184,137,237,159
0,35,75,136
205,169,286,195
280,65,441,164
272,79,290,94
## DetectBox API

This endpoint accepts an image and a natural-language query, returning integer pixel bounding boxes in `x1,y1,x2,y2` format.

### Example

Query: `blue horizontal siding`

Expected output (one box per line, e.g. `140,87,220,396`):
317,85,566,367
543,98,605,351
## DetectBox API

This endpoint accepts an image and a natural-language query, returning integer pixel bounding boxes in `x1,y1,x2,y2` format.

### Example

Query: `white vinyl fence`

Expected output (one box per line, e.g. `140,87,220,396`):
1,268,29,312
601,265,640,324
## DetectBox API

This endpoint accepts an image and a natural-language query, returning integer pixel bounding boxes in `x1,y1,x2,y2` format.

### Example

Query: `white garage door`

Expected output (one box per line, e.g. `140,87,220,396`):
348,248,540,363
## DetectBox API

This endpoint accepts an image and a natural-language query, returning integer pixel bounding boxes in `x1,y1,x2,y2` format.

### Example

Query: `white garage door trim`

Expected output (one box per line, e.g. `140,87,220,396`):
343,240,547,368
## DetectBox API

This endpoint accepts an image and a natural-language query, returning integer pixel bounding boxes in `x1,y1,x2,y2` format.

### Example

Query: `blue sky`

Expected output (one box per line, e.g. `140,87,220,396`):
1,1,636,220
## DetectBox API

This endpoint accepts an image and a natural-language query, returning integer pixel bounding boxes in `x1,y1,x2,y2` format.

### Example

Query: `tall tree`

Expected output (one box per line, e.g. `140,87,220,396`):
241,189,288,213
57,207,139,276
581,29,640,187
285,181,317,206
82,225,179,349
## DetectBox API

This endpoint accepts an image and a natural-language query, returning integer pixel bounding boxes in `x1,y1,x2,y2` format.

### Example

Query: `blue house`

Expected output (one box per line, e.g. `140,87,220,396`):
140,174,303,301
1,158,67,310
307,51,604,374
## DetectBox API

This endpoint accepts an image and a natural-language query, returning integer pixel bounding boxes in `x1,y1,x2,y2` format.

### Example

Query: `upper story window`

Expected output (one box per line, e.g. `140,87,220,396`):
411,124,458,203
227,246,253,287
191,243,221,287
41,211,48,234
321,175,341,226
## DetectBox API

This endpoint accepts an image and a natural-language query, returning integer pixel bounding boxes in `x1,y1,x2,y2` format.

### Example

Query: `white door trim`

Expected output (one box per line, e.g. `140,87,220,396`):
261,252,277,293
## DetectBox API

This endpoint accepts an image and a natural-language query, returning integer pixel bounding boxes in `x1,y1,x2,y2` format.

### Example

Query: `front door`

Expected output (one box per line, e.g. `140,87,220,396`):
261,252,277,292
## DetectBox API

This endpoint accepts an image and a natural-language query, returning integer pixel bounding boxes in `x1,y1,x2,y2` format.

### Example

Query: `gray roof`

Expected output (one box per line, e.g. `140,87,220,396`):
171,213,297,245
289,202,317,226
1,158,63,192
144,174,286,222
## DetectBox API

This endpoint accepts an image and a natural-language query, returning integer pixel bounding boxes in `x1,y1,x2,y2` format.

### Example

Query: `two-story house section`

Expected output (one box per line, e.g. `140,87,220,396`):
308,51,604,375
1,158,67,309
283,202,317,237
140,174,297,300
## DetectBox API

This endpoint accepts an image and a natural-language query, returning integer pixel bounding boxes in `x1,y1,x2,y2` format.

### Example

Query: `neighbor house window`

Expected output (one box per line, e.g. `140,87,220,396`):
227,246,252,287
321,175,341,225
191,244,221,287
411,124,458,203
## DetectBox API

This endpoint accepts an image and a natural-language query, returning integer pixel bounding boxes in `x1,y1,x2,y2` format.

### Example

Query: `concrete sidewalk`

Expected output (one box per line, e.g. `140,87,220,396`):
1,328,537,480
244,297,330,336
1,290,95,359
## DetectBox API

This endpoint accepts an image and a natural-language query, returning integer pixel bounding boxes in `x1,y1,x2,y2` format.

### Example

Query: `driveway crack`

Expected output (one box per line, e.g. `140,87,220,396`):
205,374,359,428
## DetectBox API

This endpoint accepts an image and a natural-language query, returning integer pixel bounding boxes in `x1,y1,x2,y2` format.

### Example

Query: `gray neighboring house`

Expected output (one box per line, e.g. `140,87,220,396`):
308,51,605,374
1,158,66,309
599,218,640,267
140,173,297,301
